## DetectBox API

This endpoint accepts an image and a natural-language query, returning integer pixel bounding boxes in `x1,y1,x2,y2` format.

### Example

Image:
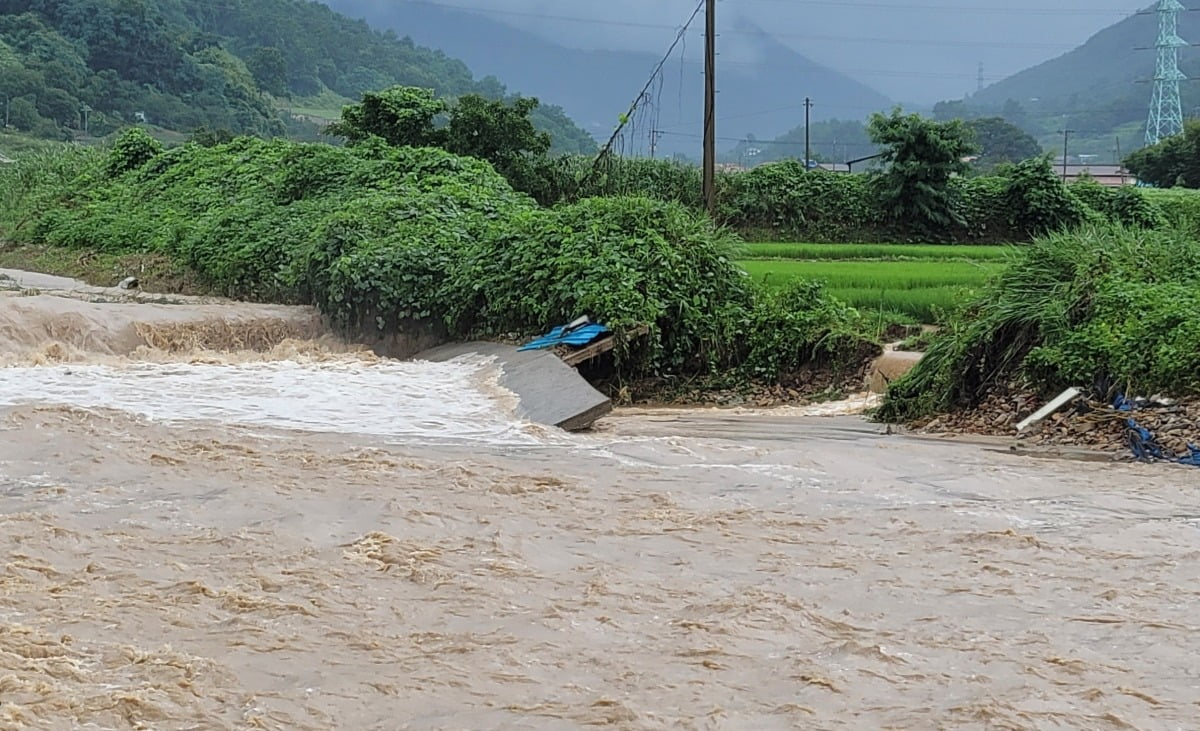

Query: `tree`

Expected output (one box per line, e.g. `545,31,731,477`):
328,86,553,177
444,94,550,183
867,108,979,230
966,117,1042,170
932,99,970,122
1124,120,1200,188
1001,98,1028,130
247,47,288,97
325,85,447,148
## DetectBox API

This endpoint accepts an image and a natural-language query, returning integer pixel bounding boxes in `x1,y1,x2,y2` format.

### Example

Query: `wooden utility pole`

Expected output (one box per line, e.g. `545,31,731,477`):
1060,128,1074,181
702,0,716,216
804,97,813,168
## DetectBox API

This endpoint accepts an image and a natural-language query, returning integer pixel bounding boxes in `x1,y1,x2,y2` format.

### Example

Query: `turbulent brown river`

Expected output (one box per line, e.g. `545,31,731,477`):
1,272,1199,730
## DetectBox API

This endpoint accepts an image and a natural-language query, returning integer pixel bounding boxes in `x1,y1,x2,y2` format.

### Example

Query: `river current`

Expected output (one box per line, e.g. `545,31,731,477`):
0,279,1197,730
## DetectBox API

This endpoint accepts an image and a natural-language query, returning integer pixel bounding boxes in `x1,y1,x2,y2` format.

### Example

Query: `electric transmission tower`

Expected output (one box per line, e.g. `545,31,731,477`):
1146,0,1188,145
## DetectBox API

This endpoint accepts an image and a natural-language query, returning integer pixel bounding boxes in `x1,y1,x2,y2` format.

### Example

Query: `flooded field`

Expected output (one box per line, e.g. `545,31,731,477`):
1,281,1198,730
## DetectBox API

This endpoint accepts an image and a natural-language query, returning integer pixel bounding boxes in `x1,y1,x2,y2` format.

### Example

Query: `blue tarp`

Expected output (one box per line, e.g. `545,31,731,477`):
1114,394,1200,467
518,322,611,352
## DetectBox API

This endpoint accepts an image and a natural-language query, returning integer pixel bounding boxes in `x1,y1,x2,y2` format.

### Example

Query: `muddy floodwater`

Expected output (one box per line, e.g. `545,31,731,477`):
1,281,1199,730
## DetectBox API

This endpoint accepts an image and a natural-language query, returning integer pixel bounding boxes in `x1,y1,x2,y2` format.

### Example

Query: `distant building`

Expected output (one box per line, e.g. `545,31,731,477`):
1054,162,1132,187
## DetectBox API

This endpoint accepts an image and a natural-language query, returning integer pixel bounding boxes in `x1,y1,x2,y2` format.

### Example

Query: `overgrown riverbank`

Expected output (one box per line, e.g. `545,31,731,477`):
0,131,890,399
874,225,1200,459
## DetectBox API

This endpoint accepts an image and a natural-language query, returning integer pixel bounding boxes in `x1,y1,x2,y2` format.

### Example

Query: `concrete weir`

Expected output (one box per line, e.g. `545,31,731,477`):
416,341,613,432
0,267,613,431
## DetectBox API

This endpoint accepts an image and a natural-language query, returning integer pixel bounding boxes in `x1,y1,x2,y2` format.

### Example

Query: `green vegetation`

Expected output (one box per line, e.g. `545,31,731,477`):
6,98,1197,419
553,150,1176,245
878,225,1200,422
738,259,1000,323
1124,120,1200,189
739,260,999,290
740,243,1011,261
327,86,557,198
965,118,1043,171
0,130,875,386
867,109,979,233
0,0,593,153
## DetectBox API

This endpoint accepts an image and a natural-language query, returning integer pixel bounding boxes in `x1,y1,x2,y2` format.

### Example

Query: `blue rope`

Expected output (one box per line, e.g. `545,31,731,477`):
1114,394,1200,467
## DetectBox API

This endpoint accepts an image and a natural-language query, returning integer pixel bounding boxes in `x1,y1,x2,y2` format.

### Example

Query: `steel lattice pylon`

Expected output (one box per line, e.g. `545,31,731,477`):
1147,0,1188,145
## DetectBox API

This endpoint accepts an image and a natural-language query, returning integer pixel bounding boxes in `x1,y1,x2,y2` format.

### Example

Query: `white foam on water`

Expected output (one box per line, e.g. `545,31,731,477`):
0,355,546,446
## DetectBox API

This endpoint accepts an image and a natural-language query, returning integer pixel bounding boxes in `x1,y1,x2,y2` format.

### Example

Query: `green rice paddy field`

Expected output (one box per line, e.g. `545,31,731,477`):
738,243,1011,322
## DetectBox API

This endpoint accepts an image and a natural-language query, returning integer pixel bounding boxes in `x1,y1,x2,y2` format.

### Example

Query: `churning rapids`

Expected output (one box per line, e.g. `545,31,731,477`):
1,274,1198,730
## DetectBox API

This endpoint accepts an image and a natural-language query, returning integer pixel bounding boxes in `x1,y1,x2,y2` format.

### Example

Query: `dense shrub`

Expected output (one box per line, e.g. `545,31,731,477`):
1142,188,1200,230
718,163,880,241
451,196,757,375
105,128,165,178
877,225,1200,421
1002,157,1090,238
952,176,1010,241
742,280,869,382
535,155,703,208
1071,179,1165,229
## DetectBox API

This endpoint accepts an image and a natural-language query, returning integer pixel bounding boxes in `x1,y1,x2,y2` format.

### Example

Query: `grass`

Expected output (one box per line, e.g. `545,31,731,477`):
740,242,1013,261
0,244,211,295
738,259,1003,323
0,131,73,157
739,260,1000,289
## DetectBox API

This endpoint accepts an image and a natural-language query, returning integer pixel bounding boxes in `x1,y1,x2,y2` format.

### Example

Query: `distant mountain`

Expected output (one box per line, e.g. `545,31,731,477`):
959,3,1200,156
322,0,893,158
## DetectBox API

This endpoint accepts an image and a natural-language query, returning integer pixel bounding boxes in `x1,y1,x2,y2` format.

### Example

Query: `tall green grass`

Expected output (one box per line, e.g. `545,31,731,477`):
741,242,1013,261
877,224,1200,421
0,146,103,240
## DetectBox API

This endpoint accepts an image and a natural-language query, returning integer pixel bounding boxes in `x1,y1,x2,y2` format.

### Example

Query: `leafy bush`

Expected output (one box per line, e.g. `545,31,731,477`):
1071,179,1164,229
952,176,1010,241
105,128,164,178
1002,157,1090,238
1143,188,1200,230
718,163,879,240
877,225,1200,421
867,109,979,233
742,280,869,382
451,196,757,375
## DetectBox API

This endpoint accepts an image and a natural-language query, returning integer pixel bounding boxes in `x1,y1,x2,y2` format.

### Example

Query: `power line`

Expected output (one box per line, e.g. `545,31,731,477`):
581,0,707,188
736,0,1155,16
394,1,1081,50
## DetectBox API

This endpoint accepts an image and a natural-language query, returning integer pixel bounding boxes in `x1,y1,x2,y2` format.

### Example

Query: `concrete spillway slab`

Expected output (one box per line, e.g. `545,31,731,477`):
416,341,612,432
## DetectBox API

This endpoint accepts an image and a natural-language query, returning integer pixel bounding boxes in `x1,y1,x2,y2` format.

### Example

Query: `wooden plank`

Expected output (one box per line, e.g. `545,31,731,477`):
557,324,651,368
560,337,615,367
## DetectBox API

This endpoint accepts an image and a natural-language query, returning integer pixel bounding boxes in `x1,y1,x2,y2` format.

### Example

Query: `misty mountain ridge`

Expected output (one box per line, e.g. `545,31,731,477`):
322,0,893,158
961,2,1200,156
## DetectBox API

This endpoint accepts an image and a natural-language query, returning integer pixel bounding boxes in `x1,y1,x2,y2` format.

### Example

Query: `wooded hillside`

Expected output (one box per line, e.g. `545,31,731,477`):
0,0,594,152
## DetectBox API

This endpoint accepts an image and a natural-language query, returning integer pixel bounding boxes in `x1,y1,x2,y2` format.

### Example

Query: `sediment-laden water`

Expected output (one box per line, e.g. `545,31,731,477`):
1,282,1197,730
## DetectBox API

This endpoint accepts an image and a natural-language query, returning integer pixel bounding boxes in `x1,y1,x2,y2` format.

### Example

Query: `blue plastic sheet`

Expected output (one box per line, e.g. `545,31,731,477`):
518,322,611,352
1114,394,1200,467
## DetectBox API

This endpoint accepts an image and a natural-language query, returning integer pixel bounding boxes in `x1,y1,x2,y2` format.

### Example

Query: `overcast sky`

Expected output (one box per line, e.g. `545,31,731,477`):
399,0,1149,103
